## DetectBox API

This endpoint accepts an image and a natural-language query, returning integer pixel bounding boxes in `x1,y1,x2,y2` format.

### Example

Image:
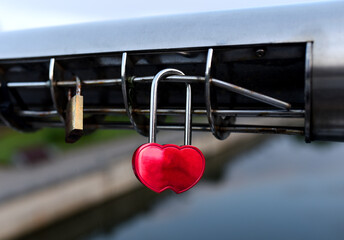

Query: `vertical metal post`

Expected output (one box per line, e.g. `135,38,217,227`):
304,42,313,143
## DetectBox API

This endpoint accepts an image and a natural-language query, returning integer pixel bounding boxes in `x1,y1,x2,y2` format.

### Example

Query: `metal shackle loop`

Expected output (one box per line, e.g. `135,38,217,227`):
149,68,192,145
68,76,82,101
75,76,81,95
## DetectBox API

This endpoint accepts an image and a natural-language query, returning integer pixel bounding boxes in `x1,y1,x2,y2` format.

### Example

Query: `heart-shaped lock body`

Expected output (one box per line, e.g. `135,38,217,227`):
132,69,205,194
133,143,205,193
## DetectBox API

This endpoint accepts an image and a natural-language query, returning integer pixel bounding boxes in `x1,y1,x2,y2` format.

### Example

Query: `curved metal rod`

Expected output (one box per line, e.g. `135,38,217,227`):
49,58,66,123
121,52,149,136
205,48,213,115
205,48,216,137
205,48,234,140
149,68,185,143
121,52,130,114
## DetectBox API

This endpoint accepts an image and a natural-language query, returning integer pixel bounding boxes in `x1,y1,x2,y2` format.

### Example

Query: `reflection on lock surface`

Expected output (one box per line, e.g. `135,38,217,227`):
132,69,205,194
65,76,83,143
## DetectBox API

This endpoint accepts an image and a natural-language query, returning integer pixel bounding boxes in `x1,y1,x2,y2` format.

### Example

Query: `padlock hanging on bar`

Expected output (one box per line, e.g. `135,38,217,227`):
65,76,84,143
132,68,205,194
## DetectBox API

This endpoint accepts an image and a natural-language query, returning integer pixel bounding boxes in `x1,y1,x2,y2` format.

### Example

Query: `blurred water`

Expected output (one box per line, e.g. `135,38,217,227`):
84,136,344,240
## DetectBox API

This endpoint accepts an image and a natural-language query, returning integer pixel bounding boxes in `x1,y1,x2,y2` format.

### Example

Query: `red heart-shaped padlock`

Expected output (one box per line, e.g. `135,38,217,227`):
132,143,205,194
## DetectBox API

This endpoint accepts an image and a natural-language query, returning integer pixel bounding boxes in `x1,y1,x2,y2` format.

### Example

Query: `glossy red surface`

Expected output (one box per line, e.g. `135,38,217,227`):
132,143,205,194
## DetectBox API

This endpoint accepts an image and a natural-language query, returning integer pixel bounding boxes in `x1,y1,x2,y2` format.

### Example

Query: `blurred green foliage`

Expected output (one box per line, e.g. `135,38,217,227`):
0,127,133,165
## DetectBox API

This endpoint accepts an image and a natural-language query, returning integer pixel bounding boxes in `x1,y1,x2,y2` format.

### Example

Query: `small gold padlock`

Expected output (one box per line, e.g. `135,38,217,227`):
65,77,83,143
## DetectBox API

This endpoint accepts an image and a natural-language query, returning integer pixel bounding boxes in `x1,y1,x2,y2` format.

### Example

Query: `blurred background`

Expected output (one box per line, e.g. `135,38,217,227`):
0,0,343,240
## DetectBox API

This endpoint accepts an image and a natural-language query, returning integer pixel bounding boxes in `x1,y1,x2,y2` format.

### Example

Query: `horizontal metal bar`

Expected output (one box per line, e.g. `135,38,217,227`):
30,120,304,135
6,81,50,88
158,124,304,135
2,76,198,88
214,109,304,117
134,75,204,83
19,110,58,117
56,78,122,87
18,109,305,118
212,78,291,110
0,76,293,112
220,125,304,135
84,108,127,114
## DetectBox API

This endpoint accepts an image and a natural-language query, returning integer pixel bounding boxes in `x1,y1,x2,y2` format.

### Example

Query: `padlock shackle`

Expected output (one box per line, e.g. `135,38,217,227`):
149,69,192,145
184,83,192,145
75,76,81,95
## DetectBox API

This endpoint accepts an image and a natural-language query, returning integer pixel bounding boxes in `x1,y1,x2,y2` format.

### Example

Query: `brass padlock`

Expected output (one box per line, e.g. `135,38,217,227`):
65,77,83,143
